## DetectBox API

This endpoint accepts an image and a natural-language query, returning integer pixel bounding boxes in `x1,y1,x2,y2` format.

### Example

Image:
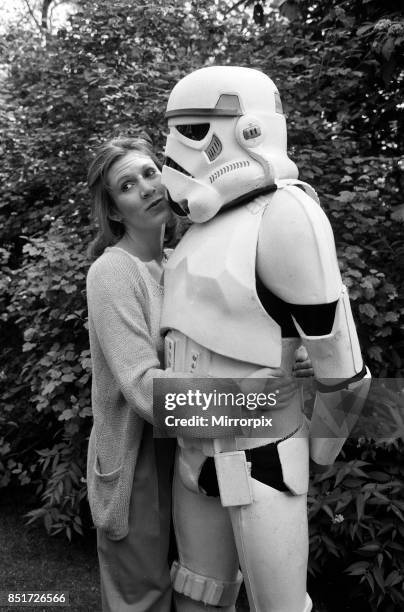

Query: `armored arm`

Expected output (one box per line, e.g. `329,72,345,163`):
257,185,371,466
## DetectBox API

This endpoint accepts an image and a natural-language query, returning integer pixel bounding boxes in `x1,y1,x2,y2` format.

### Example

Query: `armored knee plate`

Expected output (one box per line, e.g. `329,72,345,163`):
171,561,243,607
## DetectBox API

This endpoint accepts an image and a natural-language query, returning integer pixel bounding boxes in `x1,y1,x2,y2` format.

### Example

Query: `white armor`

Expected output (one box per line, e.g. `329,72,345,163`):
161,66,370,612
162,66,298,223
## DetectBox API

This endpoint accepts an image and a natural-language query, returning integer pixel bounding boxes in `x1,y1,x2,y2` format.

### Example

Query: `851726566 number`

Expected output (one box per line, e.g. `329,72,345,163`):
0,591,69,606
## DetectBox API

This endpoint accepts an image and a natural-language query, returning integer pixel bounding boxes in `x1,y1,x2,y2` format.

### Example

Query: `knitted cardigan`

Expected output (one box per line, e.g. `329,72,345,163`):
86,247,172,540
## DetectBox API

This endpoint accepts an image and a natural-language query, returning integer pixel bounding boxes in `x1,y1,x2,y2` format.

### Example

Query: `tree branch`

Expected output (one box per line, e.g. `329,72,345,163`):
227,0,255,15
42,0,53,30
22,0,44,32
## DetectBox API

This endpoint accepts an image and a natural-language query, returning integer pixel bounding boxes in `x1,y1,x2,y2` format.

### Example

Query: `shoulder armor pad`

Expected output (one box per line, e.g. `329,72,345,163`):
276,178,320,205
257,185,342,304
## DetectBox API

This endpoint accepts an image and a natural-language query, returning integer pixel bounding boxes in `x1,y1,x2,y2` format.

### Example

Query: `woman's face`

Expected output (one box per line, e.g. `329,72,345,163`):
107,151,170,232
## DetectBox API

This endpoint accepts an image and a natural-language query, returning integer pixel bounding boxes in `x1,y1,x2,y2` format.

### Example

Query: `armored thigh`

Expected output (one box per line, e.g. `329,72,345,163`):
229,432,312,612
172,450,242,611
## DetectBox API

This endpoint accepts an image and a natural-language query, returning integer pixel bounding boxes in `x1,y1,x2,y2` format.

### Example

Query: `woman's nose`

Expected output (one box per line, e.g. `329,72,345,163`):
140,179,156,198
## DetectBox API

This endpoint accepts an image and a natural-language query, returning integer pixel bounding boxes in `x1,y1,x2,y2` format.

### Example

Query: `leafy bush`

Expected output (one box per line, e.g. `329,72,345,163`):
309,439,404,611
0,2,403,607
0,0,219,539
0,222,91,538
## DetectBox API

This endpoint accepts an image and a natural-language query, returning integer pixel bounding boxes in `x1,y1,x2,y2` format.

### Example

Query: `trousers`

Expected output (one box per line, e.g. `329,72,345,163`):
97,424,176,612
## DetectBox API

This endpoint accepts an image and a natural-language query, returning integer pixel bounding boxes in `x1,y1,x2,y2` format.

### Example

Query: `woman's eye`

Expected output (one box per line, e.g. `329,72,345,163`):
145,168,156,177
121,182,134,192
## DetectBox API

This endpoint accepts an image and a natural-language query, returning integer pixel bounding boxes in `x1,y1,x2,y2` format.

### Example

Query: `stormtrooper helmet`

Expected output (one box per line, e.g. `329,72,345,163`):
162,66,298,223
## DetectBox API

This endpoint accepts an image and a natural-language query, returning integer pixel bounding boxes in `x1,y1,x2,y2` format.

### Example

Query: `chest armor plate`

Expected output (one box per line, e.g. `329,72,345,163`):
161,194,282,368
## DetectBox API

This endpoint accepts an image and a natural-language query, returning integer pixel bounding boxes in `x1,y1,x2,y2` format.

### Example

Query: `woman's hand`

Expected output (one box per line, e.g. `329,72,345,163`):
238,368,298,411
292,345,314,378
260,347,313,409
237,346,314,411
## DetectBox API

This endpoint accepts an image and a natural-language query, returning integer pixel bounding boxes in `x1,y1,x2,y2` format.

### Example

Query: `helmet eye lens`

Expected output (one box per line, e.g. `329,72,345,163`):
175,123,210,140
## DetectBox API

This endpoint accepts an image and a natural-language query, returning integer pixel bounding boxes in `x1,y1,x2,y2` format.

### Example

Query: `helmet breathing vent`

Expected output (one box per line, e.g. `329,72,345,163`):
205,134,222,162
243,125,262,140
209,160,250,184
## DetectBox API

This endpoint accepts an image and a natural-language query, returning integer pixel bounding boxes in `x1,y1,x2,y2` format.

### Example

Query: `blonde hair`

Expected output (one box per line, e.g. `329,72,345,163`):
87,136,162,259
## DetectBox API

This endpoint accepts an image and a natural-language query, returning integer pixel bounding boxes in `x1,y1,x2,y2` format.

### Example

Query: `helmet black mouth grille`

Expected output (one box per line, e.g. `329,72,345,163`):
164,157,193,177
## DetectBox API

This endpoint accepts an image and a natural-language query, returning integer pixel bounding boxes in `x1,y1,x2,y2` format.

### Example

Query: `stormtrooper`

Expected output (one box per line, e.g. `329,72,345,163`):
160,66,371,612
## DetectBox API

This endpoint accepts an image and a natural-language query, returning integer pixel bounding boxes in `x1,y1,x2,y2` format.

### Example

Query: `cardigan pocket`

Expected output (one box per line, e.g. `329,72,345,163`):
89,455,128,540
86,412,142,540
94,457,122,482
88,449,136,541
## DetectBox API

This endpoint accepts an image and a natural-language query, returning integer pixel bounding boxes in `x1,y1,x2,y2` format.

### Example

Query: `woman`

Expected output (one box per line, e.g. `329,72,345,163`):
86,136,313,612
86,136,176,612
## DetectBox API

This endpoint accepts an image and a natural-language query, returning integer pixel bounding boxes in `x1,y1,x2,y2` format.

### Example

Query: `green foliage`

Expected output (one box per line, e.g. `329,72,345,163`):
309,440,404,611
0,222,91,539
222,0,404,376
0,0,403,605
0,0,221,540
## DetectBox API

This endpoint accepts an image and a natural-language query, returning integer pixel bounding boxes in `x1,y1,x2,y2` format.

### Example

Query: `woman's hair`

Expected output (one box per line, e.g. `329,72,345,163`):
87,136,162,259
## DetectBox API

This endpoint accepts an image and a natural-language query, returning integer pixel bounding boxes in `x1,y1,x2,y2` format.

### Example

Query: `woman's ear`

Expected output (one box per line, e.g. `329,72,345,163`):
108,208,123,223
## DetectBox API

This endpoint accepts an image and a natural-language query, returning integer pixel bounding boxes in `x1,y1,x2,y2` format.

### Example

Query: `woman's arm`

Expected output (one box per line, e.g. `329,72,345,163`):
87,255,175,424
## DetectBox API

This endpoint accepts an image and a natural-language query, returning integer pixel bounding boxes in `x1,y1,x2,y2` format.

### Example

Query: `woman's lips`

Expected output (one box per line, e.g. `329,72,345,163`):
147,197,163,210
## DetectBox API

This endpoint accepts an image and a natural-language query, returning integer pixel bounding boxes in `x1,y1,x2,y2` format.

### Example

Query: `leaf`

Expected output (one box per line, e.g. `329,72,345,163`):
359,303,377,318
61,373,76,382
356,494,366,521
344,478,365,488
44,513,52,533
280,1,301,21
22,342,36,352
43,382,56,395
321,534,339,557
367,346,383,362
58,409,74,421
321,504,334,519
346,561,370,575
372,566,385,593
367,471,391,482
83,69,95,82
390,505,404,522
384,570,403,587
337,191,355,203
364,571,375,593
359,542,381,552
356,24,374,36
381,37,395,61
